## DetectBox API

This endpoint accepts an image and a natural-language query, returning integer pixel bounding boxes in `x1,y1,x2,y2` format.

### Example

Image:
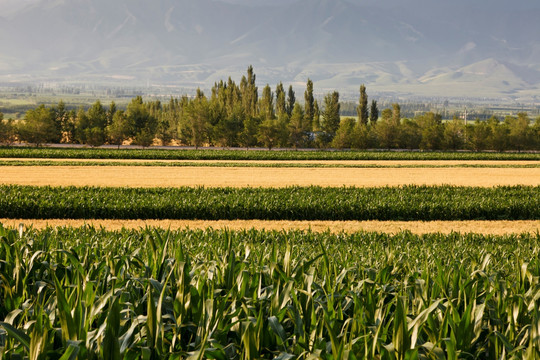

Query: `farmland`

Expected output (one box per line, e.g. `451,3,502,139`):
1,225,539,358
1,184,539,220
1,166,540,188
2,147,540,161
1,158,540,168
1,148,539,358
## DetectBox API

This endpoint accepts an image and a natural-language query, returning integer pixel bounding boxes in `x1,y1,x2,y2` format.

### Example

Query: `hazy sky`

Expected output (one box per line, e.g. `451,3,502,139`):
0,0,39,15
3,0,539,13
1,0,539,98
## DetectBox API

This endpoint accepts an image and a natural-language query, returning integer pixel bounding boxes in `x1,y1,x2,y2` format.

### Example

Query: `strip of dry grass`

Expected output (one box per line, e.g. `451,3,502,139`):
2,219,539,235
1,166,539,187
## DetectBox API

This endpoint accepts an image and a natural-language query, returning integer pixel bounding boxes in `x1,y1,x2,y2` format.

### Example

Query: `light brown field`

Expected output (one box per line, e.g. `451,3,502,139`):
2,219,539,235
3,158,540,166
1,165,539,187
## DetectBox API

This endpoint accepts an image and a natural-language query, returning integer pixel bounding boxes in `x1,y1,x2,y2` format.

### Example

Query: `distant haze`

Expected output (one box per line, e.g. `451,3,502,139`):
0,0,539,100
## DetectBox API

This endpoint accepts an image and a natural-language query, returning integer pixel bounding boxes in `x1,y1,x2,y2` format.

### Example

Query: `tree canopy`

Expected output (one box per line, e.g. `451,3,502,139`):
7,66,540,152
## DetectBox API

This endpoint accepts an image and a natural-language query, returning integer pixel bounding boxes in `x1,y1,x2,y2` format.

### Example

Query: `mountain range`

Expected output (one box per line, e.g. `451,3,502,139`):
1,0,539,100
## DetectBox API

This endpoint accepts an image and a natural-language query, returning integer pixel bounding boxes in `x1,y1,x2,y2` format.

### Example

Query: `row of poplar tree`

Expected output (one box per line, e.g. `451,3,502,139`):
1,66,539,151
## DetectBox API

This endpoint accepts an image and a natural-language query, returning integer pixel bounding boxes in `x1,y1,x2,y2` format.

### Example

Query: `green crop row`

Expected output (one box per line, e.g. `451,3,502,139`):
1,185,539,221
2,146,540,161
1,225,539,359
1,160,540,168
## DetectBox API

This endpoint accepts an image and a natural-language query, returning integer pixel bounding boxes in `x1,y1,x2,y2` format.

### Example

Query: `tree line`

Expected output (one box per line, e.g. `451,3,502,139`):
1,66,539,151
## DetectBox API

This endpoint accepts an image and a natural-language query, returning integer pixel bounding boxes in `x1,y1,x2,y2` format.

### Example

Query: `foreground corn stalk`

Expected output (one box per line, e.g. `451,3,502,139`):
0,225,539,359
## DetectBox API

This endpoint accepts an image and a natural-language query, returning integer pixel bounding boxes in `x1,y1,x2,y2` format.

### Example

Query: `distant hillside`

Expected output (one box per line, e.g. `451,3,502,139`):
0,0,539,99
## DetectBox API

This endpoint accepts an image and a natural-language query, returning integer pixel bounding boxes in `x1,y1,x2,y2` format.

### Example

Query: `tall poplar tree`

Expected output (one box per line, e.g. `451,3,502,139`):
321,91,340,136
392,103,401,125
85,100,108,146
275,82,286,117
376,108,400,149
52,100,66,135
126,96,157,147
228,79,242,115
107,110,133,148
370,100,379,124
52,100,75,142
241,65,258,118
286,85,296,116
107,101,117,127
357,84,369,125
312,99,320,131
304,79,314,125
259,84,274,121
183,94,210,149
288,103,308,149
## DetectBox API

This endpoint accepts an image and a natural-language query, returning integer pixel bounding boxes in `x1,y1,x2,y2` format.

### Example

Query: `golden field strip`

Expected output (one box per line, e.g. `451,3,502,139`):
2,219,539,235
1,165,540,187
3,159,538,234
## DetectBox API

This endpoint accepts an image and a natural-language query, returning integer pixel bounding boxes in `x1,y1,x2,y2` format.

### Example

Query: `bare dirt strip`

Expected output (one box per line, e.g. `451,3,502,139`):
1,166,539,187
2,158,540,166
2,219,539,235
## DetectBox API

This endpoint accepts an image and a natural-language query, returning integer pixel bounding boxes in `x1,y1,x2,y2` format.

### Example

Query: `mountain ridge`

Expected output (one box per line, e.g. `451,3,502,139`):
0,0,539,100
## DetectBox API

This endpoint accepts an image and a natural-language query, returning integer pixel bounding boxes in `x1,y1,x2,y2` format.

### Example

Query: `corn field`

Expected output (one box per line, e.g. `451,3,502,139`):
1,185,539,221
1,225,539,359
1,147,540,161
2,160,539,169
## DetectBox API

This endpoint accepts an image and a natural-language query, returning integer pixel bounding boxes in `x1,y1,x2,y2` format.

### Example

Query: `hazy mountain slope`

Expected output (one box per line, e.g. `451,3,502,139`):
0,0,539,98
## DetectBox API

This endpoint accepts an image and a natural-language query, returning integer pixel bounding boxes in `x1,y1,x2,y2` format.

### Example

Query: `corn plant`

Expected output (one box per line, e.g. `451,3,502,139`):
1,146,540,161
1,185,539,221
1,225,539,358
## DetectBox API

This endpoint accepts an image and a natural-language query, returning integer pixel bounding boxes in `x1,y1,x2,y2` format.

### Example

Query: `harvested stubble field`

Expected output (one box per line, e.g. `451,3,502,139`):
2,218,540,235
1,165,540,187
